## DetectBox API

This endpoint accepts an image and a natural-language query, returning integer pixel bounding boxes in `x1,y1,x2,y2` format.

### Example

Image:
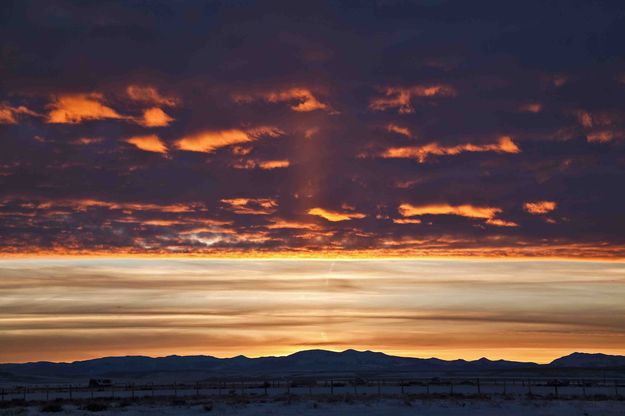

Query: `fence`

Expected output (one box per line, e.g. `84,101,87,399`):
2,377,624,402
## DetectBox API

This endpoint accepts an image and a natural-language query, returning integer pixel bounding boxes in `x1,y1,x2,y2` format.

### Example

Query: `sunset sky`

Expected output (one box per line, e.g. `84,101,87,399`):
1,1,625,363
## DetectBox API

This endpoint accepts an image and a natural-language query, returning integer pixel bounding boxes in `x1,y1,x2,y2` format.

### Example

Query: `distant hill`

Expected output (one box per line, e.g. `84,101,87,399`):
1,349,624,384
549,352,625,368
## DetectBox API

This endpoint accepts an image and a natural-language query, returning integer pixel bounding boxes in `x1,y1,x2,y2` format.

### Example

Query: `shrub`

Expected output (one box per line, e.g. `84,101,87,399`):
40,403,63,413
82,402,108,412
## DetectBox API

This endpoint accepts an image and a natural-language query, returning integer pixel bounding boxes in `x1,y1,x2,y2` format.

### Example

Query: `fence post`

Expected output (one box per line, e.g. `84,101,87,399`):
615,380,619,397
477,378,481,395
554,383,558,398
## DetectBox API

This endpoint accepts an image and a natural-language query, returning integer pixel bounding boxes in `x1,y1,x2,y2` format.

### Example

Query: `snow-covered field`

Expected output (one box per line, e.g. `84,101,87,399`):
2,397,624,416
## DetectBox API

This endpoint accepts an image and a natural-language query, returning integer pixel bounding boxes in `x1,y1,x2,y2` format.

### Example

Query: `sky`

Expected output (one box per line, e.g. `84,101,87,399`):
2,258,625,364
0,0,624,257
1,1,625,363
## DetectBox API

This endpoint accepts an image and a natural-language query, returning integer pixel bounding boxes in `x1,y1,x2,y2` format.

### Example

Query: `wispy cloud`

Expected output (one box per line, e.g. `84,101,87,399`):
139,107,174,127
126,85,179,107
382,136,520,162
370,84,456,114
308,207,366,222
0,104,41,124
233,88,330,112
221,198,278,215
126,135,168,154
524,201,557,214
47,94,124,124
175,127,282,153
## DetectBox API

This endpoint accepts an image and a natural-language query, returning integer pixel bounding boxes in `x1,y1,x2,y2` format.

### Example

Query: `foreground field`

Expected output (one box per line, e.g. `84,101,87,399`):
2,397,625,416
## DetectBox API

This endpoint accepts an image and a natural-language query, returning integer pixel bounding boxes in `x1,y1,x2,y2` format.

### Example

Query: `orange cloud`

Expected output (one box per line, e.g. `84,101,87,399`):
139,107,174,127
308,207,366,222
485,218,518,227
382,136,520,162
386,123,412,137
370,84,456,114
126,85,178,106
0,104,40,124
175,127,282,153
234,88,329,112
398,203,502,220
126,135,168,154
586,130,625,143
258,160,290,169
47,93,124,124
524,201,557,215
221,198,278,215
392,218,422,224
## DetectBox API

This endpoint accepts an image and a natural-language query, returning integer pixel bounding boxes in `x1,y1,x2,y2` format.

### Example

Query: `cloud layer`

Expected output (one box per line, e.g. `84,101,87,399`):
1,0,625,257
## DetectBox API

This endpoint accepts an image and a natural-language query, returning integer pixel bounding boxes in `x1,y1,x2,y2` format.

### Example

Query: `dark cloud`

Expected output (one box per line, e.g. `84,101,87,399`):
1,0,625,256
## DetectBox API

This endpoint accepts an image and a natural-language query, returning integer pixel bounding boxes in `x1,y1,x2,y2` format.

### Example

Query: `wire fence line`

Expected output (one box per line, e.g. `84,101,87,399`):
2,377,624,402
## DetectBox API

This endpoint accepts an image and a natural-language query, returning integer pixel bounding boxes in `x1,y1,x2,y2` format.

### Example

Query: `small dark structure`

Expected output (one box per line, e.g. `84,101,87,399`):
88,378,112,388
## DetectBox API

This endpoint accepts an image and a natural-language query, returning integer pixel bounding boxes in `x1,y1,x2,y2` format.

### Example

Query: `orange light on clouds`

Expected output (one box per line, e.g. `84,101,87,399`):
175,127,282,153
370,84,456,114
382,136,520,162
221,198,278,215
386,123,412,137
234,88,329,112
0,104,40,124
126,85,179,107
258,160,290,169
47,93,124,124
399,203,501,220
176,129,253,152
140,107,174,127
126,134,168,154
524,201,557,214
308,207,366,222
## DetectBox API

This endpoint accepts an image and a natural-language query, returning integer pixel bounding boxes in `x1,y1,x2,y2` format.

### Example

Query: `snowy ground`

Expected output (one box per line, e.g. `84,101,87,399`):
1,397,625,416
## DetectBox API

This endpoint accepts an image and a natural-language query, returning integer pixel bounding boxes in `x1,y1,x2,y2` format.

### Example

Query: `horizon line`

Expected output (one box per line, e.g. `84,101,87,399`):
1,347,615,366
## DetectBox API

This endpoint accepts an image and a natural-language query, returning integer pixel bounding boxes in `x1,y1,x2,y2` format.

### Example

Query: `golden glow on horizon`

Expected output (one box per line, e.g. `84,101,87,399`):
1,258,624,363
